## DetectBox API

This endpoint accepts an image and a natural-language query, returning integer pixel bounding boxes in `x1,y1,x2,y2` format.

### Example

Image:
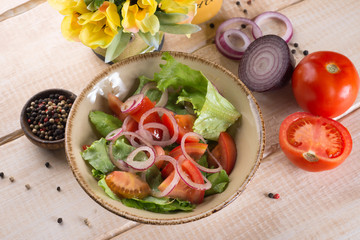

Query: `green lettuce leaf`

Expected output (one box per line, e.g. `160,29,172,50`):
193,83,241,140
205,170,229,196
121,196,195,213
112,136,148,162
89,111,122,137
142,52,241,140
81,138,115,174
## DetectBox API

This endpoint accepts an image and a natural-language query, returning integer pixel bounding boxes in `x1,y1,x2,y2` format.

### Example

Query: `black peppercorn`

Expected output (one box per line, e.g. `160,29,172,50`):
57,218,63,224
209,23,215,28
243,9,248,14
291,49,296,54
45,162,51,168
294,42,299,47
303,50,309,55
236,1,241,6
241,24,246,29
268,193,274,198
0,172,4,178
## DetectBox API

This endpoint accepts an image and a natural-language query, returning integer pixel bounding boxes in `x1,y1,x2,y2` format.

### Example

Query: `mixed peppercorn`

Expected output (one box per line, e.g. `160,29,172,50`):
25,94,74,141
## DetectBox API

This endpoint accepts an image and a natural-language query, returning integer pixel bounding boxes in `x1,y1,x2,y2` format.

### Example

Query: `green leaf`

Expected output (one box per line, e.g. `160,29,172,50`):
81,138,115,173
138,31,161,50
160,24,201,34
92,169,105,180
205,170,230,196
85,0,105,11
105,30,131,63
145,165,163,191
112,136,148,162
89,111,123,137
155,12,189,24
121,196,195,213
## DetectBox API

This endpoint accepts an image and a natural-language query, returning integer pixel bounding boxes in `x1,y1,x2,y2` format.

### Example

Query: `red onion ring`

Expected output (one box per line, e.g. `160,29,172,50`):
215,17,262,60
120,94,144,113
121,116,132,132
152,155,180,197
126,146,155,171
142,122,170,140
252,11,293,43
181,132,223,173
177,156,212,191
105,127,123,141
140,82,169,107
138,107,179,147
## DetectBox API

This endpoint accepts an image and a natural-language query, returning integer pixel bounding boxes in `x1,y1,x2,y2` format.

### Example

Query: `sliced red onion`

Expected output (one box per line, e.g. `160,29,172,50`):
253,11,293,43
138,107,179,147
140,82,169,107
238,34,295,92
215,17,262,60
126,146,155,171
177,156,212,191
143,122,170,140
152,155,180,197
181,132,223,173
120,93,144,113
120,131,154,149
121,116,132,131
105,128,123,141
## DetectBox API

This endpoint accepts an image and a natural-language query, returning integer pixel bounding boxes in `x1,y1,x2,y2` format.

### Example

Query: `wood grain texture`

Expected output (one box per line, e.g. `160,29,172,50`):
1,0,360,239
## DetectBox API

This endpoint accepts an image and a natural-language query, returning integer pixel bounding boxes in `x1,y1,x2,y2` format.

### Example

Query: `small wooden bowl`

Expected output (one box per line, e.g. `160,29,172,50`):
20,89,76,150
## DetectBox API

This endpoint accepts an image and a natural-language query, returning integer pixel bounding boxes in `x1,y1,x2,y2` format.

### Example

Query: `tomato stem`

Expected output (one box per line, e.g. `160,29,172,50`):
303,151,319,162
326,63,339,74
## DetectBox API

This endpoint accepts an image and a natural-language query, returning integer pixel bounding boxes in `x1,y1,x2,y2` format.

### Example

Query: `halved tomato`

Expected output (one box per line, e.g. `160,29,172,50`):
279,112,352,172
105,171,151,199
162,113,198,144
208,132,237,175
108,93,128,121
161,143,207,178
158,159,205,204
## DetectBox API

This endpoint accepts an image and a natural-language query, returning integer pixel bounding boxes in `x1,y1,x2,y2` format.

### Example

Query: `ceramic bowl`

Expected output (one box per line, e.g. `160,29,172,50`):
65,51,265,224
20,88,76,150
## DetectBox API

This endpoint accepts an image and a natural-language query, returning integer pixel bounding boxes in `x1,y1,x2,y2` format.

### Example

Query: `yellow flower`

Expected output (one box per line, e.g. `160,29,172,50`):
78,1,121,48
47,0,88,16
160,0,196,15
121,0,159,35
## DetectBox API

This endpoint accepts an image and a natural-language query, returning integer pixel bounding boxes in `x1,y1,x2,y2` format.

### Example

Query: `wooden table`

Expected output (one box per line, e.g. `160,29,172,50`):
1,0,360,239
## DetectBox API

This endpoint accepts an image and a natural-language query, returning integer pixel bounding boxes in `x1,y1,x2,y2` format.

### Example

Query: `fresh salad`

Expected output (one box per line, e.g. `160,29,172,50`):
81,52,241,213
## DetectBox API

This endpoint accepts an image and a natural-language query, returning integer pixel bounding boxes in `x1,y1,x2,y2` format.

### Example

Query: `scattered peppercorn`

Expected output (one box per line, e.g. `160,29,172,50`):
268,193,274,198
84,218,91,227
268,192,280,199
243,9,248,14
57,218,63,224
45,162,51,168
303,50,309,56
57,186,61,192
0,172,4,179
241,24,246,29
209,23,215,28
236,1,241,6
291,49,296,54
293,42,299,47
247,0,252,5
25,184,31,190
25,93,74,141
9,176,15,182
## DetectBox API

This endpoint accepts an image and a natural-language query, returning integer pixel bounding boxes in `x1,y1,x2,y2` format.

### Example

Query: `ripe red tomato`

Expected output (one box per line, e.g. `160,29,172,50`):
161,143,208,178
108,93,128,121
292,51,360,118
158,159,205,204
279,112,352,172
162,113,198,144
208,132,237,175
105,171,151,199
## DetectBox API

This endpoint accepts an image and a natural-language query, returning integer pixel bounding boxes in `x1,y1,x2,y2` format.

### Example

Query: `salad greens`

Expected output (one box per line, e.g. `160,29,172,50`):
138,52,241,140
81,52,239,213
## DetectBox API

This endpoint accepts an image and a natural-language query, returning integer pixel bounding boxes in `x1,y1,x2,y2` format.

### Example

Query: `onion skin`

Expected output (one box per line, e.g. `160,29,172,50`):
238,35,295,92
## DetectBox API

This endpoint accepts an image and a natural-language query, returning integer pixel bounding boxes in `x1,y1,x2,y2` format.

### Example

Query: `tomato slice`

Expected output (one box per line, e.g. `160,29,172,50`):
125,96,162,139
105,171,151,199
158,159,205,204
108,93,128,121
208,132,237,175
161,143,207,178
162,113,198,144
279,112,352,172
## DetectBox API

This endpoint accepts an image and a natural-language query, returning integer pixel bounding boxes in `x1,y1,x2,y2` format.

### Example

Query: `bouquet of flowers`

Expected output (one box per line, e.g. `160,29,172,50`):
48,0,200,62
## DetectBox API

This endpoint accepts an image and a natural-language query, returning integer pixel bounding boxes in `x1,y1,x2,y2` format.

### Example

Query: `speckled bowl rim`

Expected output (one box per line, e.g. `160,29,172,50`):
65,51,265,225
